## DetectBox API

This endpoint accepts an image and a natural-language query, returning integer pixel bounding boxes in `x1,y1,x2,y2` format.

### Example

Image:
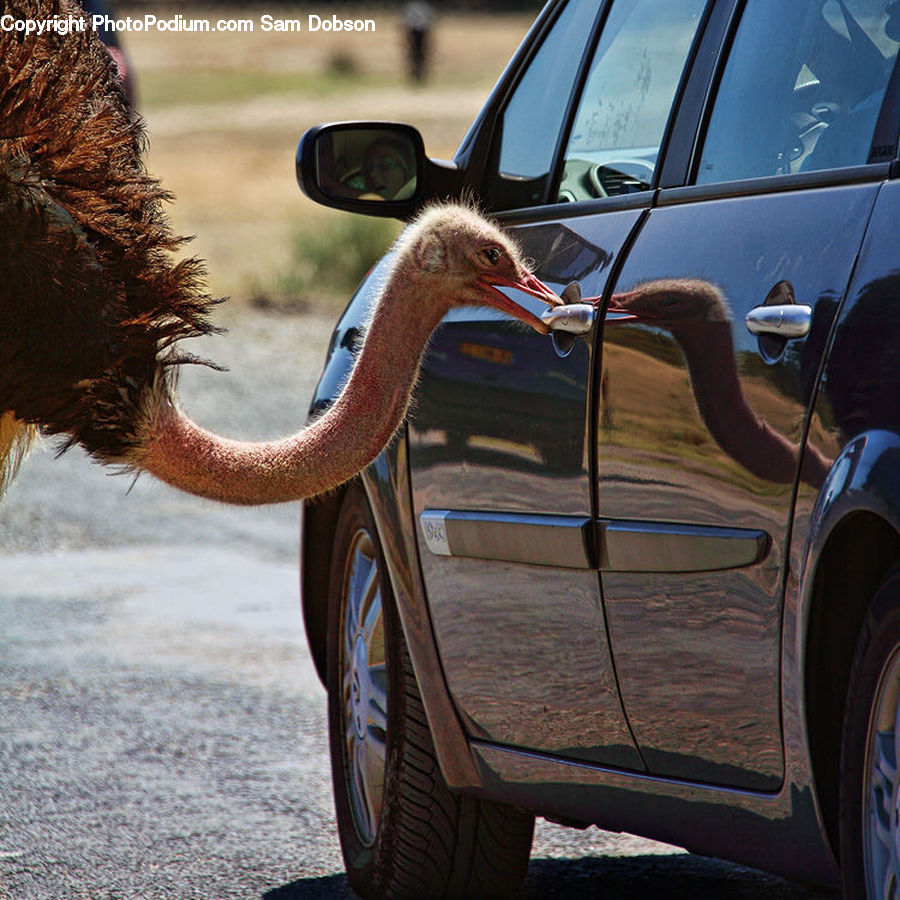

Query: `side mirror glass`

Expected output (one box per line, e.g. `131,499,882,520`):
297,123,425,217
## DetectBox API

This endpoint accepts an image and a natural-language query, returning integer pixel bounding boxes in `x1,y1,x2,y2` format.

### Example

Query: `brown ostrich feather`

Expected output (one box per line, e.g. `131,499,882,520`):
0,0,218,484
0,0,563,506
0,413,36,496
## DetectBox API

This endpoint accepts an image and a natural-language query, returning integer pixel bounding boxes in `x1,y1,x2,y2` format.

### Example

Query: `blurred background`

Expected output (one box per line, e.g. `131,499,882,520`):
109,4,540,316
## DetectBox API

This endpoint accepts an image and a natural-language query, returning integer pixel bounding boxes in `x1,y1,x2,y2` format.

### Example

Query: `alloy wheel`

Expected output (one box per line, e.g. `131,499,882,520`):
864,644,900,898
339,527,388,847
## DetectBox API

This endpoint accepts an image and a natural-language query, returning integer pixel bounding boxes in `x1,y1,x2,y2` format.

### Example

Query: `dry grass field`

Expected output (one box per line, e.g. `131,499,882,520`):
120,6,535,311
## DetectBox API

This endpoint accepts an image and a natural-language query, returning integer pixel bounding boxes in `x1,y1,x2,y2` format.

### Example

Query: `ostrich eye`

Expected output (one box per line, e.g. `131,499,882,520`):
482,246,503,265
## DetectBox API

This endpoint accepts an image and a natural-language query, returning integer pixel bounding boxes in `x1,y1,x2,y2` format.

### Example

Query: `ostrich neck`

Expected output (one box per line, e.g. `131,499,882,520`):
138,283,446,505
673,322,801,484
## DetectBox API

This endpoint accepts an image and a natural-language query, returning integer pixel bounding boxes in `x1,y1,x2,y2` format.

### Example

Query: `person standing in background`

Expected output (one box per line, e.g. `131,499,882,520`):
403,3,434,84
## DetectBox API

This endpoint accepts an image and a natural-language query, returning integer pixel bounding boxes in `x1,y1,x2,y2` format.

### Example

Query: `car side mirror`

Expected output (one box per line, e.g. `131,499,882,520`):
296,122,426,218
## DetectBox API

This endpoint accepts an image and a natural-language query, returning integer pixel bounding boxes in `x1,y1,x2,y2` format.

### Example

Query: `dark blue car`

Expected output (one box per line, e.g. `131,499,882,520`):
296,1,900,896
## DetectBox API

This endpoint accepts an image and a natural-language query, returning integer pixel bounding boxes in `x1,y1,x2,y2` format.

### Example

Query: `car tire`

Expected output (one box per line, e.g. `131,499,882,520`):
326,482,535,899
839,567,900,899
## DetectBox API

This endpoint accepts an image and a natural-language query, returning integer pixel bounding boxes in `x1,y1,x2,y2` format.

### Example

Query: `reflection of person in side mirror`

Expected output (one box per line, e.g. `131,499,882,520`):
316,133,415,202
360,138,415,200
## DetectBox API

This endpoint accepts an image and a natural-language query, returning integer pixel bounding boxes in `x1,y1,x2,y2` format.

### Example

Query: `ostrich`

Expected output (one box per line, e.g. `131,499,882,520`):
0,0,560,504
606,278,830,488
133,205,559,505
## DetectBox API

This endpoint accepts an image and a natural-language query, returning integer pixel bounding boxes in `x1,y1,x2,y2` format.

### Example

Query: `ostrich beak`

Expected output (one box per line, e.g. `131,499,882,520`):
481,272,563,335
604,291,642,324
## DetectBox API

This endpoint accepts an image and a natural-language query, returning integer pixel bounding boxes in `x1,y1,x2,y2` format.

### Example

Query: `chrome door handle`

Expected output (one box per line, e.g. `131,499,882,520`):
542,282,595,356
541,303,595,335
745,303,812,338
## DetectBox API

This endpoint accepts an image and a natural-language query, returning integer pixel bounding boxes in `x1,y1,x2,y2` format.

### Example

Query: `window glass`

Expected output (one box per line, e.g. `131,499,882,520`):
697,0,899,184
492,0,599,208
557,0,707,202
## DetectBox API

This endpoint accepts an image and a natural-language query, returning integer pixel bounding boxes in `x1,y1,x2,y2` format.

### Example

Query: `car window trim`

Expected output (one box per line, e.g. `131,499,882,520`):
540,0,723,206
648,0,721,189
454,0,578,190
542,0,631,205
657,0,741,189
493,189,655,225
870,53,900,166
656,162,891,208
539,0,610,206
485,0,727,211
484,0,610,209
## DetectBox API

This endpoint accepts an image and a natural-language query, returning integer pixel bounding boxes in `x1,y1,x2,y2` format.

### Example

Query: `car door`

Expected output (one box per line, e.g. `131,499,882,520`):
409,0,708,767
597,0,900,790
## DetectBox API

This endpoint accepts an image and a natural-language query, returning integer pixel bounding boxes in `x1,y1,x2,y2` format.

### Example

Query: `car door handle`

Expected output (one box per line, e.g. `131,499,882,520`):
541,282,595,356
541,303,596,335
542,302,595,356
745,303,812,338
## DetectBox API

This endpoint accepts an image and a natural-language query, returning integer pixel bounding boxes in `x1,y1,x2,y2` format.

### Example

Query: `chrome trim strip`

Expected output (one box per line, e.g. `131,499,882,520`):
419,510,594,569
420,510,769,573
598,519,769,572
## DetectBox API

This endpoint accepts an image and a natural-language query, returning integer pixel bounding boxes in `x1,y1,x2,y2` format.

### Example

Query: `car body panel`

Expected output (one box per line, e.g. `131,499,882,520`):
408,208,647,768
468,737,839,886
297,0,900,889
301,257,488,789
597,182,880,790
792,180,900,765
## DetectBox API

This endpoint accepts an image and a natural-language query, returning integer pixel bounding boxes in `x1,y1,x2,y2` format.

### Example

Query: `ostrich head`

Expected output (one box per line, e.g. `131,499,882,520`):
389,203,559,333
607,278,730,326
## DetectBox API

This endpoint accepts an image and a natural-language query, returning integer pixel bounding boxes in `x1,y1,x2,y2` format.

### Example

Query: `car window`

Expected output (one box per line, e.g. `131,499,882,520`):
697,0,900,184
557,0,707,202
491,0,600,210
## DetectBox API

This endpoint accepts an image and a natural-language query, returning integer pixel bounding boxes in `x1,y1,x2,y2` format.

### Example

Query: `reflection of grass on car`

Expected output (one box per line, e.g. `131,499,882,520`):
600,342,812,496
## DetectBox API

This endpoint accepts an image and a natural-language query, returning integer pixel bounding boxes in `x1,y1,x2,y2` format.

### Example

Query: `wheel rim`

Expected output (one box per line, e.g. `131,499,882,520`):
863,645,900,899
339,527,388,848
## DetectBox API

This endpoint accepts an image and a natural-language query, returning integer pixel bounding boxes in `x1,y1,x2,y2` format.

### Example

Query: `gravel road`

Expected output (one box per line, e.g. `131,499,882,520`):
0,308,834,898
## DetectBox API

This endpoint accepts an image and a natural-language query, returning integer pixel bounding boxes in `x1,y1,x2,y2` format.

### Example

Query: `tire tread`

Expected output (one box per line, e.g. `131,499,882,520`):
376,633,533,899
328,485,533,900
